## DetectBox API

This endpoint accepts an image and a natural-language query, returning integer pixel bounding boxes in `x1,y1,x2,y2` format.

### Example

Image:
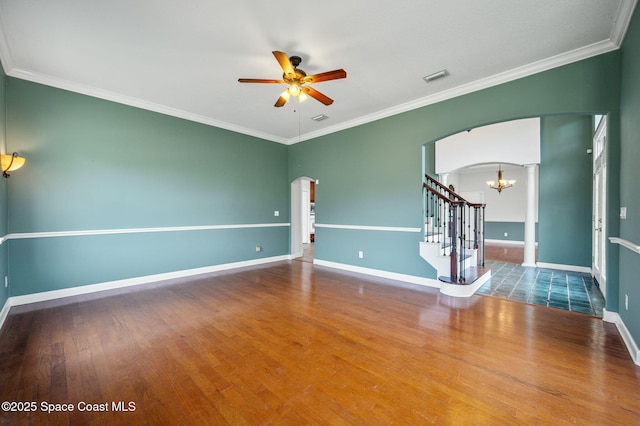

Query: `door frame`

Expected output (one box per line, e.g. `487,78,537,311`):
592,115,607,298
290,176,315,259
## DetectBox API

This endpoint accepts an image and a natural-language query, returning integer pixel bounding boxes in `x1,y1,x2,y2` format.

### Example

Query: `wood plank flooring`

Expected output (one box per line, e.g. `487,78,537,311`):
484,242,534,264
1,261,639,425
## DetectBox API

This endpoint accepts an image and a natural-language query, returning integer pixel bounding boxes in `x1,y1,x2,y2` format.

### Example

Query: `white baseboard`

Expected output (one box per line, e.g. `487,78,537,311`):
535,262,591,274
485,239,525,246
313,259,442,290
0,298,10,332
602,309,640,366
7,255,291,308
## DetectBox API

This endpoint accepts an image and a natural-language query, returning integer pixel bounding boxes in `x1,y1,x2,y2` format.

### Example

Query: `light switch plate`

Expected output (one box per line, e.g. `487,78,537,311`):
620,207,627,220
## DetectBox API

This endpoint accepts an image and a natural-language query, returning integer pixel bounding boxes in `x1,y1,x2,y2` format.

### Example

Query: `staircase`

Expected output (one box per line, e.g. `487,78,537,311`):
420,174,491,296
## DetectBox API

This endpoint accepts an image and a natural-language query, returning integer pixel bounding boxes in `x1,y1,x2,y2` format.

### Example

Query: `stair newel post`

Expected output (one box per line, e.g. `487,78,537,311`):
437,197,442,246
449,201,458,282
472,205,478,264
459,202,466,282
428,191,433,242
481,205,486,267
424,187,430,242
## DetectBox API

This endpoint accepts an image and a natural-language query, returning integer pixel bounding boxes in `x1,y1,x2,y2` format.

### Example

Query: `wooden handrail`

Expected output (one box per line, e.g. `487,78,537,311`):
423,183,464,205
424,173,485,208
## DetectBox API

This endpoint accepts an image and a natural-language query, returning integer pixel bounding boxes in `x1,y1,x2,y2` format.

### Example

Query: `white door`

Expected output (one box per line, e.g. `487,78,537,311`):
592,116,607,298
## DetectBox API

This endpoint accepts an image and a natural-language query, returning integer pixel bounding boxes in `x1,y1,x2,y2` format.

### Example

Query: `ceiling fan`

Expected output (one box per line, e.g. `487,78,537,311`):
238,51,347,107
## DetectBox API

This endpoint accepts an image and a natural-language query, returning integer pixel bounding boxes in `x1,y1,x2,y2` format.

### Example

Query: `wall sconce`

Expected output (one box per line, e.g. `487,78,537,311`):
1,152,26,178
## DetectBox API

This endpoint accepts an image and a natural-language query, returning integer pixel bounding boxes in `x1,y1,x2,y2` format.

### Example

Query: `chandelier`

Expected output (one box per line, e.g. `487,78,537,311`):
486,165,515,193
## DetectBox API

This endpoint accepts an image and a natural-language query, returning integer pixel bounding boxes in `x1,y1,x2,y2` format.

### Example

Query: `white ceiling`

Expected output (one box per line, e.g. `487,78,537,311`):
0,1,636,144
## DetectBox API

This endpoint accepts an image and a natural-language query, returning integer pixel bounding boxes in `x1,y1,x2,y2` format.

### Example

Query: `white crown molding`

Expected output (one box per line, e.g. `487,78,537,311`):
611,0,639,46
0,1,636,146
0,40,624,146
288,39,621,144
6,67,290,145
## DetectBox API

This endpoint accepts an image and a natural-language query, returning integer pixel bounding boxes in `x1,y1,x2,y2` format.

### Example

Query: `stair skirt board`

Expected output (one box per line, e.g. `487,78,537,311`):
440,269,492,297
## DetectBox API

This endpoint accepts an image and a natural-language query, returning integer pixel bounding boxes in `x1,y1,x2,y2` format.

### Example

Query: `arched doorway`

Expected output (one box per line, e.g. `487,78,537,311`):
290,176,315,261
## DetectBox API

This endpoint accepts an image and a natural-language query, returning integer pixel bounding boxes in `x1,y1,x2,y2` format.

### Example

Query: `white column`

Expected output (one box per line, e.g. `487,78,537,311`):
439,173,449,187
523,164,537,267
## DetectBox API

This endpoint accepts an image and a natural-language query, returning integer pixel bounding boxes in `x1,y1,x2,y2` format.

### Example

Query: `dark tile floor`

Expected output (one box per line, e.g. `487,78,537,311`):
477,261,605,317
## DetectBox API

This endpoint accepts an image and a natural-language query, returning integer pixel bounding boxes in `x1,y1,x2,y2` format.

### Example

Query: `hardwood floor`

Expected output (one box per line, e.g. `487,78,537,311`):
1,261,638,425
484,242,534,264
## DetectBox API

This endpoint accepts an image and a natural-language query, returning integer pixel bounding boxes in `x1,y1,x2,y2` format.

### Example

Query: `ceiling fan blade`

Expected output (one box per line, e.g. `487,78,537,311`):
274,95,288,107
303,69,347,84
302,86,334,105
238,78,285,84
273,51,296,79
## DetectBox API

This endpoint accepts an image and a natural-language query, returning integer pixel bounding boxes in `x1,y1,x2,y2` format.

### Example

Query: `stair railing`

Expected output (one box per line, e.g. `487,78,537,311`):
423,174,486,283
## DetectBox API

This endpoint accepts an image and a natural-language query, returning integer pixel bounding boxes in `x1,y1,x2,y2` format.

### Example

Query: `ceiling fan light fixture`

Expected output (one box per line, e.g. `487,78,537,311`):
298,92,309,103
288,84,301,97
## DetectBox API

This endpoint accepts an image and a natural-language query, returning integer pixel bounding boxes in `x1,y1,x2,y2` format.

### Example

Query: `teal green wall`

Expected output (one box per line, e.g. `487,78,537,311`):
538,115,593,267
6,79,290,297
290,51,621,308
485,222,538,242
619,6,640,344
0,60,7,309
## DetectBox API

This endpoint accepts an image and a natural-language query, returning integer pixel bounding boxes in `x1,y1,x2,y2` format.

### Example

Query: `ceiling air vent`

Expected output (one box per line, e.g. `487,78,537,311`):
423,69,449,83
311,114,329,122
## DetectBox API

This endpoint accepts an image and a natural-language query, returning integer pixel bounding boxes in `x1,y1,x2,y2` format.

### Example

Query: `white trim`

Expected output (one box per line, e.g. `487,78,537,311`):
4,67,290,145
440,270,491,298
287,39,622,144
535,262,591,274
313,259,441,289
0,298,10,332
8,255,291,307
315,223,421,233
485,239,525,246
1,5,631,146
602,309,640,366
314,258,489,298
4,223,290,241
0,235,7,245
610,0,639,46
609,237,640,255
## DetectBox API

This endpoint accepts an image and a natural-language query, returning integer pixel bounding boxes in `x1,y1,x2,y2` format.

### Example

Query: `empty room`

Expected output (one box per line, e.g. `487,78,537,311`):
1,1,640,424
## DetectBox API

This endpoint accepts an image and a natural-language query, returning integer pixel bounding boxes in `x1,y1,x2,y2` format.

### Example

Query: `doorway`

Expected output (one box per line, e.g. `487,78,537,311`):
592,115,607,299
290,176,316,262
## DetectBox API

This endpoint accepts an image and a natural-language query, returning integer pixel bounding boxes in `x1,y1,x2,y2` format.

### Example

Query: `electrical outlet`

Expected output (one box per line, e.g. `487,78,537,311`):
504,232,508,237
620,207,627,220
625,294,629,311
358,251,364,259
274,210,280,217
256,245,262,252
